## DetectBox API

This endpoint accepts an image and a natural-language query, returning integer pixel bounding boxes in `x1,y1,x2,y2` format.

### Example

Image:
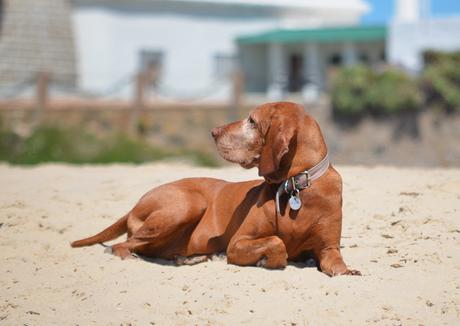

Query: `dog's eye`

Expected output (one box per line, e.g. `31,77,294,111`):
248,117,256,125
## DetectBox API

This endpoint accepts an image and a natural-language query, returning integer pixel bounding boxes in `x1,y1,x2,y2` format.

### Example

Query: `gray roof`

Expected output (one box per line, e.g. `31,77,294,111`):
72,0,369,12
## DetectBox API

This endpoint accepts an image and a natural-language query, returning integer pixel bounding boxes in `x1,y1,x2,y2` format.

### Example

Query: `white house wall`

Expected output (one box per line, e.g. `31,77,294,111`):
73,8,114,92
72,1,364,99
72,5,278,98
239,44,268,93
388,17,460,72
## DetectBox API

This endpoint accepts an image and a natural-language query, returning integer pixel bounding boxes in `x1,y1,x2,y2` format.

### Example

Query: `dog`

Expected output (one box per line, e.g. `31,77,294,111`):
71,102,360,276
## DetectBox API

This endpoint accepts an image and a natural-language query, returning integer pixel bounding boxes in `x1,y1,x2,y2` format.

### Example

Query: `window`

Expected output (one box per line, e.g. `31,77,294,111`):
288,54,304,92
359,53,369,64
139,50,163,86
214,53,236,80
329,53,342,66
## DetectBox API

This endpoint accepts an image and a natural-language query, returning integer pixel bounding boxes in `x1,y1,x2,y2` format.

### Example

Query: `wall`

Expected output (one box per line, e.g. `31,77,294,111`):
0,0,76,87
1,104,460,167
388,17,460,72
239,44,269,93
71,0,364,98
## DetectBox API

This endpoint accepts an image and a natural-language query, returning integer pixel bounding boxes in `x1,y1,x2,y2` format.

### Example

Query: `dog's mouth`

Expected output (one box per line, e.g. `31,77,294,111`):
240,161,256,169
239,156,259,169
217,148,258,169
214,137,261,169
220,153,257,169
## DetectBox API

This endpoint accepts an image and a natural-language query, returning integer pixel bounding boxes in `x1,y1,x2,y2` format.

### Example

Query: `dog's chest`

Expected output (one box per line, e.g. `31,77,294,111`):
277,210,313,241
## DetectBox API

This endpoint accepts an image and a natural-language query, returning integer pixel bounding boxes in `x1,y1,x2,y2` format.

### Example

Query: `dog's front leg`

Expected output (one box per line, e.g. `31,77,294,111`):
227,236,288,269
316,247,361,277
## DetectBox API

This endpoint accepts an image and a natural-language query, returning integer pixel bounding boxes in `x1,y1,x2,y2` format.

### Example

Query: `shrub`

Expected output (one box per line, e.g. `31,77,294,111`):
8,126,94,164
0,125,219,166
367,69,422,114
421,51,460,112
332,65,422,117
331,65,373,116
423,50,460,66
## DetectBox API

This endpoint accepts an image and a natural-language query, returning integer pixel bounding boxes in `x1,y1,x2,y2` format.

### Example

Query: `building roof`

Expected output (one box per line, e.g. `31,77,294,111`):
237,25,387,44
72,0,369,13
177,0,370,12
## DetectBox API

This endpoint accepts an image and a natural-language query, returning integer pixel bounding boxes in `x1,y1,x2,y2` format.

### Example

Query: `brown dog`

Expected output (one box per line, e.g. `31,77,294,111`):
72,102,360,276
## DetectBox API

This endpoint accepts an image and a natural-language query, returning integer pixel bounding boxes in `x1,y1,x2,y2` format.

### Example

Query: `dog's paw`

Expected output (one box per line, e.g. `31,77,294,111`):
344,269,362,276
256,256,287,269
107,245,136,260
175,255,208,266
256,257,268,267
331,269,362,277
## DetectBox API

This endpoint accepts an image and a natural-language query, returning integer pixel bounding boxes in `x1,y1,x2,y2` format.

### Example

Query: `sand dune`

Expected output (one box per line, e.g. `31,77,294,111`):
1,163,459,325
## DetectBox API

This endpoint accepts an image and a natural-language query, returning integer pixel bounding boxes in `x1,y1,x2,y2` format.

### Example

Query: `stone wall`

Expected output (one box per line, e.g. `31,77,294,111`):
1,105,460,167
0,0,76,87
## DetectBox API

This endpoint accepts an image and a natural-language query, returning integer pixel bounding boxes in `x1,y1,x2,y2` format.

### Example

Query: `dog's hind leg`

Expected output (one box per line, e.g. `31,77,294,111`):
106,182,209,259
108,203,206,259
108,238,150,260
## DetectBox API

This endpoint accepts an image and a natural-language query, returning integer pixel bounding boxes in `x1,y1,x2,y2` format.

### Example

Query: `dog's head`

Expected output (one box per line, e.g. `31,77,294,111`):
211,102,326,183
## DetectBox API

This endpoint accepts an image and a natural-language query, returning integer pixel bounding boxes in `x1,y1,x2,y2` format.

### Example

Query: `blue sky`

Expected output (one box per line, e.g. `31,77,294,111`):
362,0,460,24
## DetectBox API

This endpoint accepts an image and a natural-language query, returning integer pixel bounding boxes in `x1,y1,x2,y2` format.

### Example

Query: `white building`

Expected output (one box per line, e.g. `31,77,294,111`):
388,0,460,72
237,25,386,100
237,0,460,100
2,0,457,102
71,0,370,100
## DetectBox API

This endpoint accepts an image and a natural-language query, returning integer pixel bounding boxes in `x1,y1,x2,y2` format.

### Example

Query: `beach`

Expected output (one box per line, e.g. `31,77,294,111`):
1,163,459,325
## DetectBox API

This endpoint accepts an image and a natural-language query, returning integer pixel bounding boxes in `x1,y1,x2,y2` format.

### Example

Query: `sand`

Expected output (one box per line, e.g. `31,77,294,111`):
0,163,459,325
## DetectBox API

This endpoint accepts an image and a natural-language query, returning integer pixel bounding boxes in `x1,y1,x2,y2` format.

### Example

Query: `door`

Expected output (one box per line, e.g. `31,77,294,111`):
288,54,304,92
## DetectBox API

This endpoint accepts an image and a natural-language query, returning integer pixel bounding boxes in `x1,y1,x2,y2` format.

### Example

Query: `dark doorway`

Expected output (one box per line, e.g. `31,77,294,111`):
329,53,343,66
288,54,304,92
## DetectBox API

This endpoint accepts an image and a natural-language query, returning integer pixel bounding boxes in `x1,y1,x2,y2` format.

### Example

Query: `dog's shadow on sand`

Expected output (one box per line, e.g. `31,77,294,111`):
102,244,319,270
127,251,319,270
287,259,318,270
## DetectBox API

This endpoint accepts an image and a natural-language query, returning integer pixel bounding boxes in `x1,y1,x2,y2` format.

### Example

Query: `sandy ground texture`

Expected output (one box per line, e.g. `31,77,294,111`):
0,163,459,325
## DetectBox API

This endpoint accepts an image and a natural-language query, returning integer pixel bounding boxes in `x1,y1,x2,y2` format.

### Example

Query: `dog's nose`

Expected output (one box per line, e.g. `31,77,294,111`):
211,127,223,139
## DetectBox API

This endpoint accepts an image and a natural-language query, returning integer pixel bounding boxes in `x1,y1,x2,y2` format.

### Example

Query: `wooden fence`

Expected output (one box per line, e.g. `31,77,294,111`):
0,70,249,134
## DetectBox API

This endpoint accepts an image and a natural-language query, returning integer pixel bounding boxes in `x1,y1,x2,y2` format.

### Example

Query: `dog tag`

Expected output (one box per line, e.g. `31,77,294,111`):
289,195,302,210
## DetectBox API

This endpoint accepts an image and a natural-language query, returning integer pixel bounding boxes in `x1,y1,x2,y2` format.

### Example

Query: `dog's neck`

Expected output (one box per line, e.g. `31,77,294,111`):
264,117,328,184
274,152,330,215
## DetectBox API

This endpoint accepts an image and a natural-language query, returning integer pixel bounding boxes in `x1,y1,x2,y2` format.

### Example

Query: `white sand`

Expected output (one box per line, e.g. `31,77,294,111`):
0,163,459,325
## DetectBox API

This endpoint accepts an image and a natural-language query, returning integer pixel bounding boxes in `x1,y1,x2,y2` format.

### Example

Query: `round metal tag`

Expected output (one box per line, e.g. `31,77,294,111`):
288,196,302,210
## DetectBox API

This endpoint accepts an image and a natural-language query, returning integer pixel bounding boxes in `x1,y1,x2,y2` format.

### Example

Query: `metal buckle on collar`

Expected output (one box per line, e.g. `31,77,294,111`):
291,176,297,191
298,171,311,189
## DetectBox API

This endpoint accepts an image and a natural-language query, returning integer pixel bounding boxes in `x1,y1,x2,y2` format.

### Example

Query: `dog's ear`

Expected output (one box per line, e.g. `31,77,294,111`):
258,113,296,178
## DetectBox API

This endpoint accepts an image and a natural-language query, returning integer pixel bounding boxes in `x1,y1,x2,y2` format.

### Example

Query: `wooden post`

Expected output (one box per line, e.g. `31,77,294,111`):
131,71,146,135
230,70,244,121
35,72,49,123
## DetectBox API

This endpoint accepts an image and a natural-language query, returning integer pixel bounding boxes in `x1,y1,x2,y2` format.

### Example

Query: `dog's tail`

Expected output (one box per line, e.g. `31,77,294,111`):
70,213,129,248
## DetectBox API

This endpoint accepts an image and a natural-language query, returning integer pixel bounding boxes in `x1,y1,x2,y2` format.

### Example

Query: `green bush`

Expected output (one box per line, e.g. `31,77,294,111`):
423,50,460,66
367,69,422,114
331,65,373,116
8,126,94,164
0,125,219,166
421,51,460,112
332,65,422,116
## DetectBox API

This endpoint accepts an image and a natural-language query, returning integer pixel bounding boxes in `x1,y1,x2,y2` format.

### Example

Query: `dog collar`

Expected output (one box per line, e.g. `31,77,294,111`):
275,153,330,215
